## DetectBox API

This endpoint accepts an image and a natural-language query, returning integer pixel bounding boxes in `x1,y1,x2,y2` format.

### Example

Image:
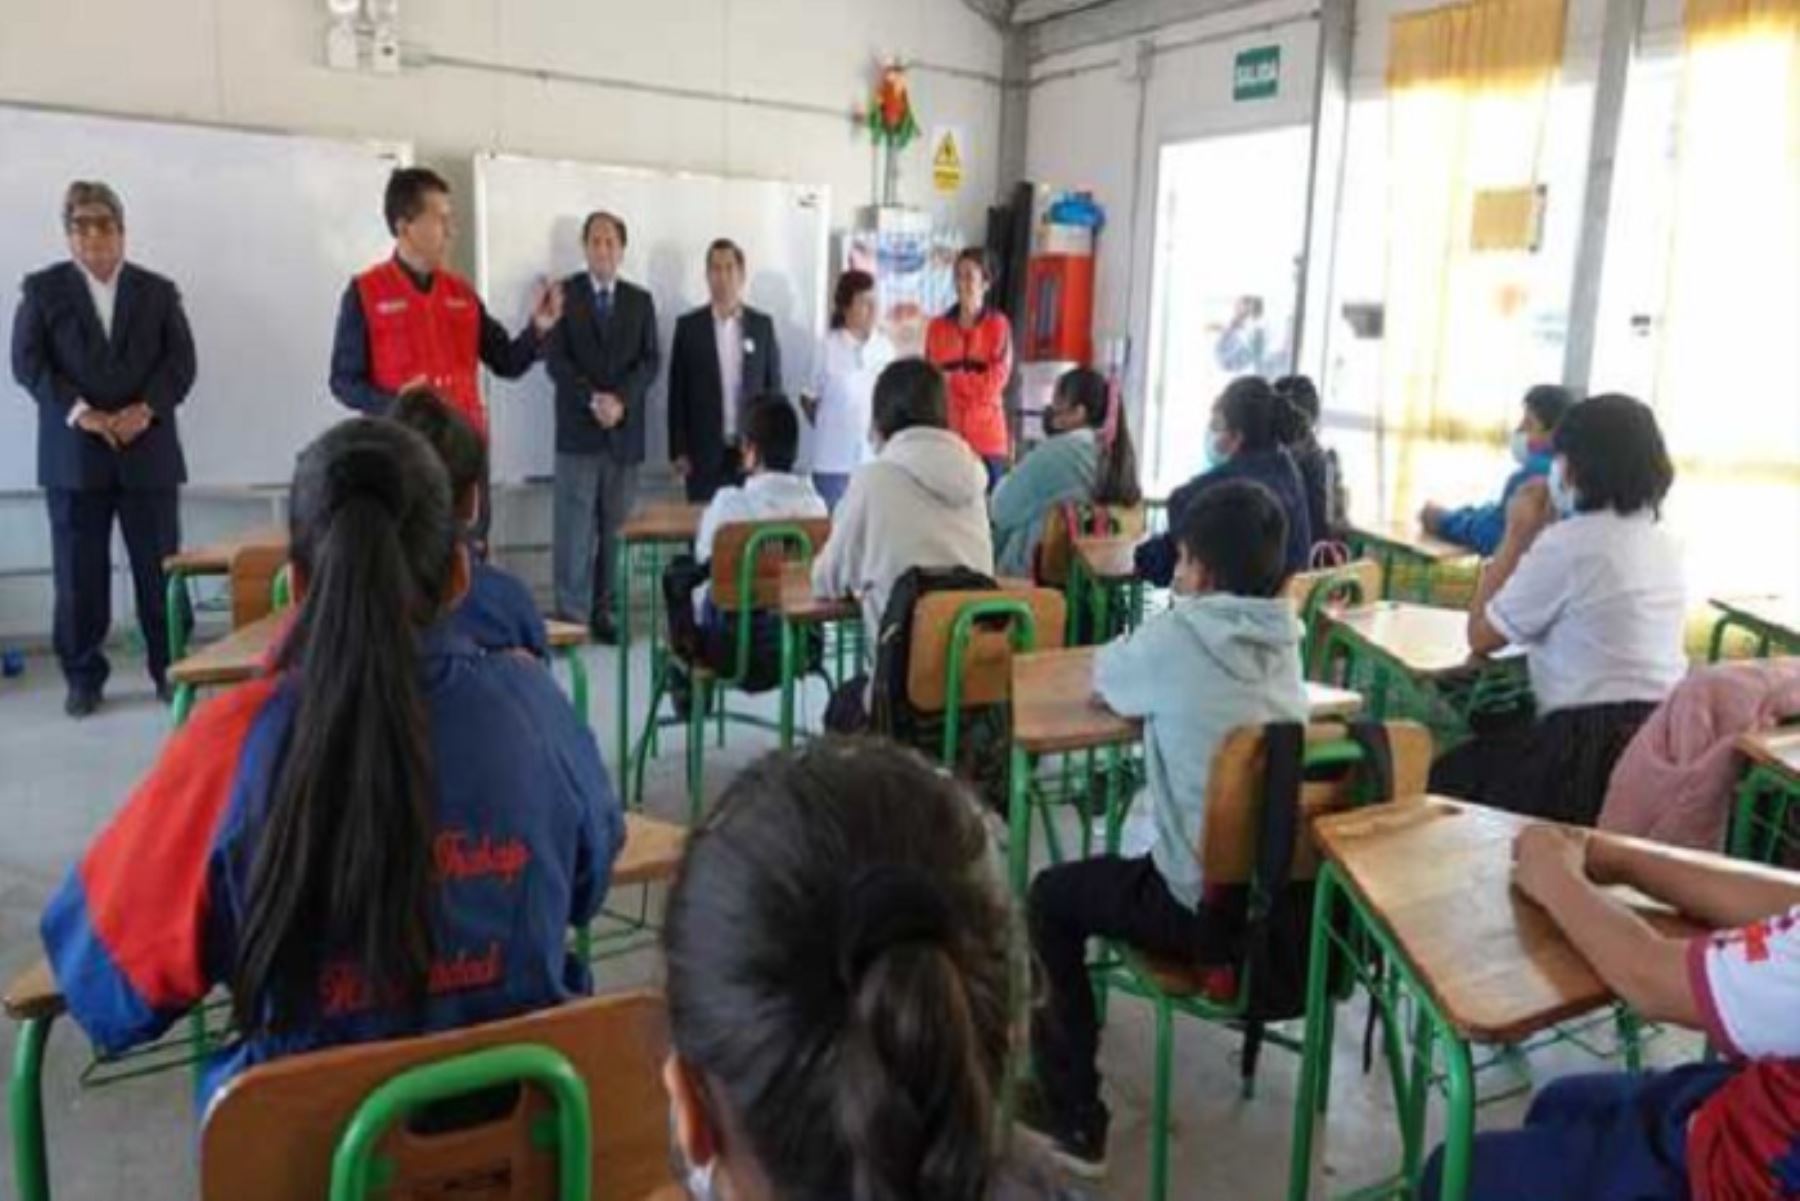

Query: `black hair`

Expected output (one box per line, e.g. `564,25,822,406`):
954,247,990,279
1175,479,1290,598
663,740,1012,1201
707,238,746,271
1522,384,1575,433
384,167,451,236
873,359,948,439
743,394,801,473
234,418,457,1034
1553,393,1674,517
1054,367,1142,507
387,390,486,520
1214,376,1282,454
832,269,878,331
581,210,629,246
1273,375,1322,427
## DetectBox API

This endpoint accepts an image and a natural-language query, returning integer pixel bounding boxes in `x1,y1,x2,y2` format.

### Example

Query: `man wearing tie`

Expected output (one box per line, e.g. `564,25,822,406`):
10,181,196,717
667,240,783,502
543,212,660,644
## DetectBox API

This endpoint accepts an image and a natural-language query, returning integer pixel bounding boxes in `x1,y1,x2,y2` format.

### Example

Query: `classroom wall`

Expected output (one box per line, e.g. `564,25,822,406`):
1022,0,1323,433
0,0,1008,644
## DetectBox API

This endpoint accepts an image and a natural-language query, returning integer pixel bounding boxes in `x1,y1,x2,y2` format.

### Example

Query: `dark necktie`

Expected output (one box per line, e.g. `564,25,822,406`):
595,287,612,326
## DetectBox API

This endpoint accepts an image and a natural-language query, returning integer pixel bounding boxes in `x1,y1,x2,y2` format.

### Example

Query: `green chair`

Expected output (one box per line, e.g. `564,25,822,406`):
1728,726,1800,865
631,518,831,821
1089,720,1433,1201
1283,558,1382,678
197,990,671,1201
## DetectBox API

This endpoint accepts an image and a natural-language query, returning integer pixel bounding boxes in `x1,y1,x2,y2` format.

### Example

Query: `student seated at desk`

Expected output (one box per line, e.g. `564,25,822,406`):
1020,481,1309,1176
1418,384,1574,556
663,739,1058,1201
1422,826,1800,1201
1432,395,1687,825
663,394,826,704
989,366,1142,577
1273,374,1343,545
813,359,994,651
389,390,548,659
40,418,623,1107
1134,376,1312,586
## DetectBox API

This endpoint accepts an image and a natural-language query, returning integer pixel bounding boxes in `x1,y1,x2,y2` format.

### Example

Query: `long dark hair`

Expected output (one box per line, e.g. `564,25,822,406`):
663,740,1013,1201
1215,376,1282,453
232,418,458,1033
1055,367,1142,508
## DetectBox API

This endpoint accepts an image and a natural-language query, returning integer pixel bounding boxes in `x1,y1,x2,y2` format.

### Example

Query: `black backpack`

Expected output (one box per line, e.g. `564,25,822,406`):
826,565,1015,813
1203,721,1394,1084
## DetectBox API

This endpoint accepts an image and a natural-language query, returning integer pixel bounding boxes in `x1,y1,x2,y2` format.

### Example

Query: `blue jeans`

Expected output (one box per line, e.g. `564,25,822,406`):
1421,1065,1733,1201
813,472,851,512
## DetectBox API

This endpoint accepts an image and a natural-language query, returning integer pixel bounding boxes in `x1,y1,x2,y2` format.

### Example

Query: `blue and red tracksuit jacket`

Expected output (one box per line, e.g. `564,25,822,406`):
40,624,623,1108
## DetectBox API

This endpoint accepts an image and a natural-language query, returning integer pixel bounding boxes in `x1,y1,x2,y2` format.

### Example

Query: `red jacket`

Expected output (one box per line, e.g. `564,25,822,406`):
355,260,484,431
926,308,1013,458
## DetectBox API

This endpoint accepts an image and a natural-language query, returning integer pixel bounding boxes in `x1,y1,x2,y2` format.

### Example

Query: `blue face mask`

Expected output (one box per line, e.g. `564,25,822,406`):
1548,458,1578,518
1509,431,1533,466
1203,431,1229,469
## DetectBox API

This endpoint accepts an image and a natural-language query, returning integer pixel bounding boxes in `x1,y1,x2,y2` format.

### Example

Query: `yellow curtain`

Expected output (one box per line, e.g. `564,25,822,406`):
1380,0,1567,517
1654,0,1800,474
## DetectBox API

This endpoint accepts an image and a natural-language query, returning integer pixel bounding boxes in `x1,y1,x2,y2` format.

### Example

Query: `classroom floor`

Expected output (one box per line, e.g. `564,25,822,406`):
0,636,1703,1201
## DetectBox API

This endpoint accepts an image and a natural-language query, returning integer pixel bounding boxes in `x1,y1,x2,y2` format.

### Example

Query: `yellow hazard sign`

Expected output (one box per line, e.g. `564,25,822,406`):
931,127,965,195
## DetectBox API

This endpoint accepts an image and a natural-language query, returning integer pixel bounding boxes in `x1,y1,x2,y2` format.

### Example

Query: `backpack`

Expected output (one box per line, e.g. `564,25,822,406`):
662,554,821,693
826,565,1014,814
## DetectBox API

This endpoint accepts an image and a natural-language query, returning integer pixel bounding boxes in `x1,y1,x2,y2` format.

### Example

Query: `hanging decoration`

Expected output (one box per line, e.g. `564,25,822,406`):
865,60,920,206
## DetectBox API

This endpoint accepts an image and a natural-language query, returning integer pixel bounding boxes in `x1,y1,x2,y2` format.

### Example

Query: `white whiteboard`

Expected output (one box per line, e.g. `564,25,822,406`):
474,153,831,482
0,105,408,488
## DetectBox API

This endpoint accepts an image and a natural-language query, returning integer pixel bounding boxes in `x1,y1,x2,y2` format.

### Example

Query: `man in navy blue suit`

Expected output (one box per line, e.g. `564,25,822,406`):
10,181,196,717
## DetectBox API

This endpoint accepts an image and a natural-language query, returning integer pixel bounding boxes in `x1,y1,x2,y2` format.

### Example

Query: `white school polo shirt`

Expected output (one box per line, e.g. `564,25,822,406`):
807,328,895,474
1484,509,1688,715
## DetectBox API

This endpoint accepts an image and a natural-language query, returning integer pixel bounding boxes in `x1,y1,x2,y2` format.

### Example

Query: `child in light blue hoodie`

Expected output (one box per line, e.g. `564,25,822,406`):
1019,480,1310,1177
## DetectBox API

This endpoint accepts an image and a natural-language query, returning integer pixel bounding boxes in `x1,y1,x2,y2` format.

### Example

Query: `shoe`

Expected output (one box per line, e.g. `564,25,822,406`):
1014,1081,1109,1179
64,686,102,719
154,678,175,706
667,665,693,721
589,613,620,646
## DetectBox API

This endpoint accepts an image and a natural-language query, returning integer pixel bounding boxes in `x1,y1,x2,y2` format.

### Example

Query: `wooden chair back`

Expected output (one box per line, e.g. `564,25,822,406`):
708,518,833,611
906,587,1067,713
1036,502,1147,586
1282,558,1382,615
1198,720,1431,885
200,991,671,1201
229,542,290,629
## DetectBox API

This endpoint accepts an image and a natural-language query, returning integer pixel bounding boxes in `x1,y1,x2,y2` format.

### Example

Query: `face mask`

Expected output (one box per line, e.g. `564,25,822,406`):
1509,431,1533,466
669,1104,720,1201
1041,408,1067,439
1203,431,1230,470
1547,458,1578,518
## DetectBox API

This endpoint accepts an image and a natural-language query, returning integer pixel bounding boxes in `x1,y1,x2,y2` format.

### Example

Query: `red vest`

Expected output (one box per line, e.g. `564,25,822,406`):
355,260,485,432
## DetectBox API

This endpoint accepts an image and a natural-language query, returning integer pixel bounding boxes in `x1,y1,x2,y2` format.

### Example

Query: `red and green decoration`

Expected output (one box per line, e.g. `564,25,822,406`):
867,62,920,150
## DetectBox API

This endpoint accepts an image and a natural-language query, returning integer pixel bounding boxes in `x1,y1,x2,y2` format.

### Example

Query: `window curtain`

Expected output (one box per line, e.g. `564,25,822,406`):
1655,0,1800,482
1380,0,1568,516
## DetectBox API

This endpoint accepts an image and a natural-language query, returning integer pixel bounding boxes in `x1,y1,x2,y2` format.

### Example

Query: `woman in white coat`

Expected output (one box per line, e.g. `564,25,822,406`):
802,270,895,511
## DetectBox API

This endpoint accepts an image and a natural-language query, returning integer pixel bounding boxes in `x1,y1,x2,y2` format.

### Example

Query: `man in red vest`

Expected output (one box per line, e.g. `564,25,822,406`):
329,166,561,435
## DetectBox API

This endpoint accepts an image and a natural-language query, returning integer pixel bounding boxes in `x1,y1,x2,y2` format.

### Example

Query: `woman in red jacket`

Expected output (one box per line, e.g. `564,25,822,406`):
926,248,1014,488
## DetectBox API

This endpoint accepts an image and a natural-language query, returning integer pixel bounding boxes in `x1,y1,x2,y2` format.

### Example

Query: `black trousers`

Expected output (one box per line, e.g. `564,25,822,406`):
1029,855,1238,1132
46,485,181,693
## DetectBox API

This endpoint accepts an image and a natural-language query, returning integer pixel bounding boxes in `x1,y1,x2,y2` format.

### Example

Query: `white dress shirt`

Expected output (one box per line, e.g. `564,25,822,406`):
714,308,745,441
68,262,121,427
807,327,895,474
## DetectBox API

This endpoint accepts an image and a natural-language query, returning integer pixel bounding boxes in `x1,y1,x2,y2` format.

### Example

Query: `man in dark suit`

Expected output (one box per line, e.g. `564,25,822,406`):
543,211,660,643
667,239,783,502
10,181,196,717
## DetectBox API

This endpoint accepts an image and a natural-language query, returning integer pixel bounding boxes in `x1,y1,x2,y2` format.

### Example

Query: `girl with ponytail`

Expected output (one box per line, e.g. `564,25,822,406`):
662,739,1057,1201
989,366,1143,578
41,417,622,1106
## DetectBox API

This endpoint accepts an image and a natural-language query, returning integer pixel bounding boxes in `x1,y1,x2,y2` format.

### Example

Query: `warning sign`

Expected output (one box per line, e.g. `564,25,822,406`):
931,127,965,196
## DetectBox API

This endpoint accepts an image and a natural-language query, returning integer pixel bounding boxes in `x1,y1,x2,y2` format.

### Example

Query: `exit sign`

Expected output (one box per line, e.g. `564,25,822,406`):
1234,46,1281,101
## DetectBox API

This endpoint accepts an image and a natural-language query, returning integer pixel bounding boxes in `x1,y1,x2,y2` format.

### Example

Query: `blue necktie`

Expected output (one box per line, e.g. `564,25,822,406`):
595,287,612,325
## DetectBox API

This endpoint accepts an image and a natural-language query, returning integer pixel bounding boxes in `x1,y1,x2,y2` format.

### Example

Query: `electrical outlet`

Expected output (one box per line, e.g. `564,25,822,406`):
371,21,402,74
